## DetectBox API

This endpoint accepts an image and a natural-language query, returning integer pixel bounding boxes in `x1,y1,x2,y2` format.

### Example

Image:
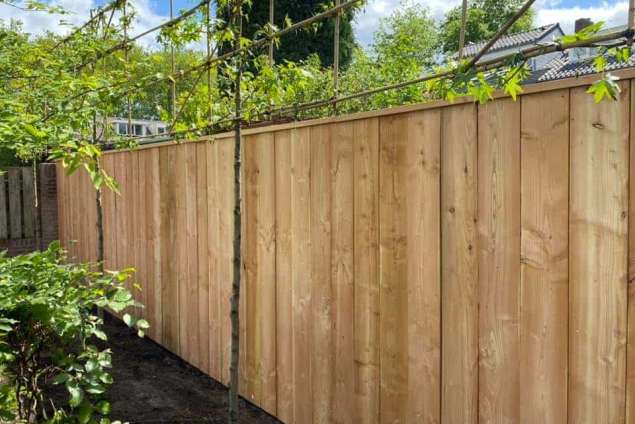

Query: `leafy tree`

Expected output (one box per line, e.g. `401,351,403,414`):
241,0,360,68
440,0,535,53
0,243,146,423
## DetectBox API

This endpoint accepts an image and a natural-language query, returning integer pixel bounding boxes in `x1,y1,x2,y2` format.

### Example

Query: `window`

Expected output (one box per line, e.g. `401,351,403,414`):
134,124,143,136
157,127,166,134
117,123,128,135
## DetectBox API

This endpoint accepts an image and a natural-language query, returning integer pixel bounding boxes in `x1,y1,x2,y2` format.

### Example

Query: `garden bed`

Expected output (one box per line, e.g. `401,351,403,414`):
103,314,281,424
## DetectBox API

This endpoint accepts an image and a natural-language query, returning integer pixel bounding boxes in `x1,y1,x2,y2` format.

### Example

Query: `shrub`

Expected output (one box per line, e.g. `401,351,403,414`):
0,242,147,423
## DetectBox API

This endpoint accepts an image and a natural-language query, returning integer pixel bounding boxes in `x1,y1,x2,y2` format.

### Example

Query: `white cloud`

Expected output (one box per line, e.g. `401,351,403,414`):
354,0,461,47
2,0,631,51
0,0,169,49
535,1,628,33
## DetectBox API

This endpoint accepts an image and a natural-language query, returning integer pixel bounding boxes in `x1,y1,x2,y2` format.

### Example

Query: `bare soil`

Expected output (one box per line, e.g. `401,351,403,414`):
103,314,282,424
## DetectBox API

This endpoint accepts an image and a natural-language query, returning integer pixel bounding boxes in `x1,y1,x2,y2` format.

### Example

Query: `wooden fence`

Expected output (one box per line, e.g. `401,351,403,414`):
0,164,58,255
58,71,635,423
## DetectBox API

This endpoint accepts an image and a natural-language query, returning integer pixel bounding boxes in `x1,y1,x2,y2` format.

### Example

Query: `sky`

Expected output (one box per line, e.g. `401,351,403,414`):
0,0,629,49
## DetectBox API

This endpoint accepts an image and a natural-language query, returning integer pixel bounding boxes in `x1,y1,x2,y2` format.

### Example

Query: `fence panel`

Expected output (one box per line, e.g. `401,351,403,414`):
58,75,635,424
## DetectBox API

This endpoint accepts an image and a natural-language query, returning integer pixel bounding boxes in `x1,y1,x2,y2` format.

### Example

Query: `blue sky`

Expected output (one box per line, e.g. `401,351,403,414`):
0,0,629,48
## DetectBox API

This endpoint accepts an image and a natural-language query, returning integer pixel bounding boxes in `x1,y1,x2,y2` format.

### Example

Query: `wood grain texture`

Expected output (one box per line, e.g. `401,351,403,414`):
160,146,179,353
477,97,521,424
520,89,569,423
569,82,629,424
206,140,221,381
290,128,313,423
379,110,441,424
217,137,234,385
145,148,163,342
353,117,380,424
331,121,355,424
628,79,635,423
310,123,334,424
8,168,21,239
55,79,635,424
196,142,210,374
21,168,34,238
441,103,478,424
244,133,277,414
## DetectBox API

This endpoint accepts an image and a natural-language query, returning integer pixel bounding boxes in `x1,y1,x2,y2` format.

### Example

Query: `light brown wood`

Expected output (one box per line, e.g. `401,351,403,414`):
160,146,179,353
205,140,220,380
331,121,355,424
184,143,200,366
57,77,635,424
569,82,629,424
196,142,210,374
353,117,380,424
244,132,277,414
145,148,162,342
628,79,635,423
379,110,441,424
441,103,478,424
477,97,521,423
274,129,293,423
217,137,234,385
290,127,313,423
310,123,334,424
520,89,569,423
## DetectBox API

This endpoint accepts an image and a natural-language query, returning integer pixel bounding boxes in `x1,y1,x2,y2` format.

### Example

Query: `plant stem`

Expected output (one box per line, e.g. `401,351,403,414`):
228,1,243,423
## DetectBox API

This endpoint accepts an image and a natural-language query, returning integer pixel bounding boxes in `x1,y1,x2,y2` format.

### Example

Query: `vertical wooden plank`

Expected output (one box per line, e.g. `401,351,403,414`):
54,164,63,248
569,82,629,424
477,97,521,423
353,117,380,424
379,110,441,424
160,146,179,353
331,121,355,424
134,151,146,318
520,89,569,423
244,133,277,414
21,168,34,238
196,141,210,373
275,129,293,423
126,152,139,310
310,123,333,424
101,155,115,271
206,140,220,380
143,148,162,342
441,103,478,424
185,143,200,366
0,174,9,240
628,79,635,423
291,128,313,422
8,168,21,239
218,137,235,385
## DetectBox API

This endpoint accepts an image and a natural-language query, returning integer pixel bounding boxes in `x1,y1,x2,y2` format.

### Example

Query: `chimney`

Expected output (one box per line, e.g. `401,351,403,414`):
575,18,593,33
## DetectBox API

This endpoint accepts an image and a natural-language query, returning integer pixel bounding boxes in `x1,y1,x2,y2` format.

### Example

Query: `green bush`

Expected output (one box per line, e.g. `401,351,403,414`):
0,242,147,423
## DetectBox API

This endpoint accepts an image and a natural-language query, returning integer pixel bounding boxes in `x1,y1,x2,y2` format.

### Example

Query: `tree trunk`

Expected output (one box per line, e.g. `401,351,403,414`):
228,2,243,423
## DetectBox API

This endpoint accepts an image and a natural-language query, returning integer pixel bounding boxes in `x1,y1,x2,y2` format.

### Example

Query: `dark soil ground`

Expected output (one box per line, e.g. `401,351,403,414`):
103,314,282,424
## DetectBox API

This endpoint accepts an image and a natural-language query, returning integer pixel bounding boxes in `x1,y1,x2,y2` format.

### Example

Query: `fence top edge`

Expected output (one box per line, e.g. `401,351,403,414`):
103,67,635,155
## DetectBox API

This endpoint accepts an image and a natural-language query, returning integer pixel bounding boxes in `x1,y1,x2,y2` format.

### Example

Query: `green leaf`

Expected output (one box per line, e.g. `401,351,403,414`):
96,400,111,415
123,313,134,327
67,381,84,408
587,74,621,102
85,358,99,374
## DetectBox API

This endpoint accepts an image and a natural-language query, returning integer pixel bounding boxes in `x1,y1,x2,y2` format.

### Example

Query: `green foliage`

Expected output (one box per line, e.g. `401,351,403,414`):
587,73,621,102
440,0,535,53
240,0,361,68
558,21,604,44
0,242,142,423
